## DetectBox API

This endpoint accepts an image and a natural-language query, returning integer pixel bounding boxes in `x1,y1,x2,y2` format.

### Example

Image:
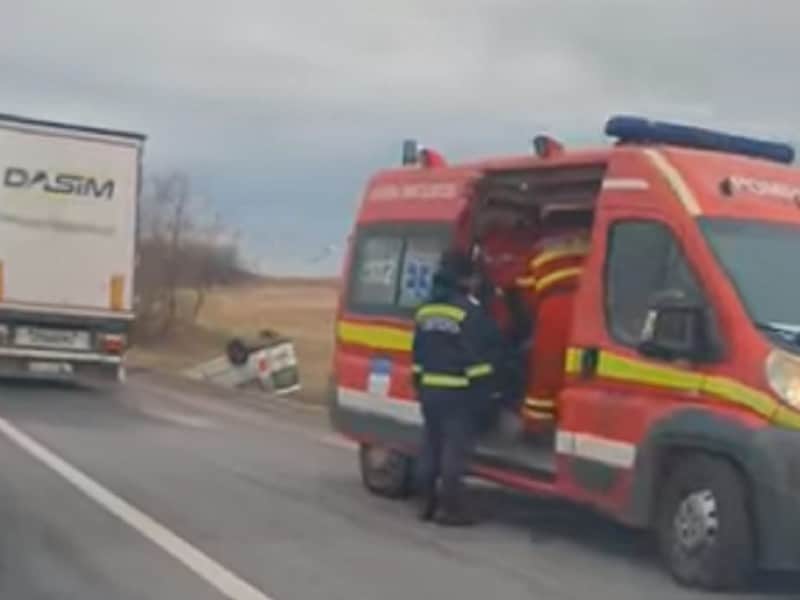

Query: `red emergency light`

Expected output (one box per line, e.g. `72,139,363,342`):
532,135,565,159
401,140,448,167
419,147,448,168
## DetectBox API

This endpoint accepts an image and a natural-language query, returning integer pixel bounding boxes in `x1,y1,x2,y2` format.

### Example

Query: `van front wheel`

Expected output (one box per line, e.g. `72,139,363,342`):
359,444,413,499
657,454,755,590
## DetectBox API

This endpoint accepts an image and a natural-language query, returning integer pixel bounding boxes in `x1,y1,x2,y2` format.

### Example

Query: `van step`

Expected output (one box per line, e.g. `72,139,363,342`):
476,431,556,479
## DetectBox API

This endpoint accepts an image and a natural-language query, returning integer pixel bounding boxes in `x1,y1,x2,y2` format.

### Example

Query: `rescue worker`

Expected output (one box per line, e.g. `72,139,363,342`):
412,251,499,525
476,213,539,418
519,211,592,427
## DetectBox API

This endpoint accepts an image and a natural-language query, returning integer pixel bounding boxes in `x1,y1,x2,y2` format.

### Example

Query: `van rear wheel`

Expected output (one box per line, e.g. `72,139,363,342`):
656,454,755,590
359,444,413,499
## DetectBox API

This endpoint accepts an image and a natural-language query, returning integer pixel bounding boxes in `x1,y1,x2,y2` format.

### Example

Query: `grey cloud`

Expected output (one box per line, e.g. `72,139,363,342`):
6,1,797,141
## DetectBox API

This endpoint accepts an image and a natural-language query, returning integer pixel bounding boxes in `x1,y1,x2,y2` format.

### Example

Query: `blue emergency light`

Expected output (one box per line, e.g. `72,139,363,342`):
605,115,795,164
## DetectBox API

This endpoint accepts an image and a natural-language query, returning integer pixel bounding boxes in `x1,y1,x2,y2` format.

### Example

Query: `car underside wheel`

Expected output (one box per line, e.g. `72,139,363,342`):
359,443,414,499
226,338,250,366
656,454,755,591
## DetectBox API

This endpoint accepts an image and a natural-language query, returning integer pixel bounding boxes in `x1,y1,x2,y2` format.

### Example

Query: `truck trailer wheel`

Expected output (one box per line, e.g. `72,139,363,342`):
656,454,755,590
359,444,413,499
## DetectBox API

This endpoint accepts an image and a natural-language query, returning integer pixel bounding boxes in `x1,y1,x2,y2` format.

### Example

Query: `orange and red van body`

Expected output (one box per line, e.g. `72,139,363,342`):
331,135,800,571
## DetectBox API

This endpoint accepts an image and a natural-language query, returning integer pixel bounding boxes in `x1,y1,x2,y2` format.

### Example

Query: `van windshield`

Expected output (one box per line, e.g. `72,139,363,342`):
701,218,800,342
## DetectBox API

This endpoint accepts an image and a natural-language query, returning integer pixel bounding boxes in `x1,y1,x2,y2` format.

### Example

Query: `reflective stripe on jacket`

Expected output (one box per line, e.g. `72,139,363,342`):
412,295,497,391
515,231,590,297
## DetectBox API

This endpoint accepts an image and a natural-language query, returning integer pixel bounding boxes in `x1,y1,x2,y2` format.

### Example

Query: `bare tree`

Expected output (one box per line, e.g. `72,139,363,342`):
191,212,224,321
134,171,193,338
162,173,192,333
133,170,248,341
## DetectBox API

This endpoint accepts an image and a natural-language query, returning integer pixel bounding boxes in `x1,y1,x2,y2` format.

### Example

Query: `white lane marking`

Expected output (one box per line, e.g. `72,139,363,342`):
132,381,359,454
0,416,274,600
136,404,217,430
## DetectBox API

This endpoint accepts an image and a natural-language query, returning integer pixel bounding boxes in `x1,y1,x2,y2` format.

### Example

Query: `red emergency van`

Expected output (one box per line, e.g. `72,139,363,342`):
330,116,800,590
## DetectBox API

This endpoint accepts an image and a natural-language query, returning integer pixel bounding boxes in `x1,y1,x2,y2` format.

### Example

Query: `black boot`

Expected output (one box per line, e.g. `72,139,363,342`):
435,498,476,527
417,490,438,522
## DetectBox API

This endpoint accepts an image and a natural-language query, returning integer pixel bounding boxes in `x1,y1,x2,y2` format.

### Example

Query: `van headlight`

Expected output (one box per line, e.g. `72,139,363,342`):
765,349,800,410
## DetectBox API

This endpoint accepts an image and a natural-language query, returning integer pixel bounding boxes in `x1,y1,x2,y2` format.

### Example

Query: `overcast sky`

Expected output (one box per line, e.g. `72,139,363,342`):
3,1,798,274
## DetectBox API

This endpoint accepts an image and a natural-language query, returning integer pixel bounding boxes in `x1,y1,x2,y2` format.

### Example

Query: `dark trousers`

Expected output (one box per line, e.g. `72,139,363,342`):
416,392,476,514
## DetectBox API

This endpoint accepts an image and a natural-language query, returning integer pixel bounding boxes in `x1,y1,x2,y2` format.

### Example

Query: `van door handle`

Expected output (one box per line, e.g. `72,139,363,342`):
580,347,599,378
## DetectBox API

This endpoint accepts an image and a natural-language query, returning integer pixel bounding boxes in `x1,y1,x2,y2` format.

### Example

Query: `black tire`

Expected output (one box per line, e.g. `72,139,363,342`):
656,454,755,591
226,338,250,366
359,444,414,499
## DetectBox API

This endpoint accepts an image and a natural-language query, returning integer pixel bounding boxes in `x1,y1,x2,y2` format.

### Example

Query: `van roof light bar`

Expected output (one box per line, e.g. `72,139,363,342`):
605,115,795,164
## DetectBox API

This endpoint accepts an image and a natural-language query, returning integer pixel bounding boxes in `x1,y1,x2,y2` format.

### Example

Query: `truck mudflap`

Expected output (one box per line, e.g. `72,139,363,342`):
630,409,800,572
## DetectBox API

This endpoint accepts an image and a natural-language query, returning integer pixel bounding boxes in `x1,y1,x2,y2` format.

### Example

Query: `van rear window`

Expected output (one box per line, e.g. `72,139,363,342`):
348,224,450,316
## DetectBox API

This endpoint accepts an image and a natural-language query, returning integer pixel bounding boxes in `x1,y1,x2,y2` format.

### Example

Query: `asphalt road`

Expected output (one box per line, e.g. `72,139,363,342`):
0,375,796,600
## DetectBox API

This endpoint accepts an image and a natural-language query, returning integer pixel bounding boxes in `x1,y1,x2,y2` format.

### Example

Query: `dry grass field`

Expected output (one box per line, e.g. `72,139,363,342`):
129,278,339,402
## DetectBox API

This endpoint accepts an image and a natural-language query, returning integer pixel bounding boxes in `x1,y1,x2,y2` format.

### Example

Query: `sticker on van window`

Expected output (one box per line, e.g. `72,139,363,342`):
403,261,433,300
360,258,397,286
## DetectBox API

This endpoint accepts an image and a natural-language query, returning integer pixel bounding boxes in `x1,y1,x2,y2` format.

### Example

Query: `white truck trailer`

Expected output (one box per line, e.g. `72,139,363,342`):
0,113,145,382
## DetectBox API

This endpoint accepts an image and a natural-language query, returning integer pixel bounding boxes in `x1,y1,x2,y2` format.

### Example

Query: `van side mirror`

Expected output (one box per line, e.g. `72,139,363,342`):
637,295,714,362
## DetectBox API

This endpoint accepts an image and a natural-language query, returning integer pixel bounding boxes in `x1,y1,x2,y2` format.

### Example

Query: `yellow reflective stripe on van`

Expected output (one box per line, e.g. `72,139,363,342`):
535,267,583,294
643,149,701,216
415,304,466,322
466,363,493,378
421,373,470,388
337,321,412,352
774,405,800,429
565,348,584,374
597,352,702,393
565,347,779,420
701,375,775,418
